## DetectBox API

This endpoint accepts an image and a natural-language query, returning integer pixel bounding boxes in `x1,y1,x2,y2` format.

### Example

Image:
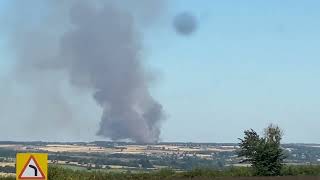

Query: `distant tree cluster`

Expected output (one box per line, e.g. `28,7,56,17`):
0,149,16,158
0,165,15,173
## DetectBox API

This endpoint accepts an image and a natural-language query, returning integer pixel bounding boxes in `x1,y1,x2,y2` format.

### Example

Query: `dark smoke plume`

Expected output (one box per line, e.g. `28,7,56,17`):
4,0,166,143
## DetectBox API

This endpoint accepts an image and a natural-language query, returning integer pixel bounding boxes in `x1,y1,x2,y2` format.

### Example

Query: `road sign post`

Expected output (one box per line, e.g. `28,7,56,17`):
16,153,48,180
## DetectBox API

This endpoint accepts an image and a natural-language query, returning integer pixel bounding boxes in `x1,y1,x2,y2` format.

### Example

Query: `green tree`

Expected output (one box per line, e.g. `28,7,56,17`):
238,124,286,176
139,158,154,169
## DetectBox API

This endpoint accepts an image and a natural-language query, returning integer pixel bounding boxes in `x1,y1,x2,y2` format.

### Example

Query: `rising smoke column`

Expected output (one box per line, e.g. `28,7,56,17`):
5,0,166,143
61,1,165,143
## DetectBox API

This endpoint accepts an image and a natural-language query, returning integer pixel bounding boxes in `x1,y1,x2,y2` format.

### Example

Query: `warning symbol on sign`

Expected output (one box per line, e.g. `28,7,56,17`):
19,155,45,179
16,153,47,180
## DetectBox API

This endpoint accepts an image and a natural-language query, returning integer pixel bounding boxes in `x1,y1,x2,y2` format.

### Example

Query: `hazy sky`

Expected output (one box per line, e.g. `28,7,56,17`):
1,0,320,143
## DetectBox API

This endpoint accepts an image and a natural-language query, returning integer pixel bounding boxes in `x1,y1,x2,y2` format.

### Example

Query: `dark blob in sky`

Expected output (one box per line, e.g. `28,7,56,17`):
173,12,198,36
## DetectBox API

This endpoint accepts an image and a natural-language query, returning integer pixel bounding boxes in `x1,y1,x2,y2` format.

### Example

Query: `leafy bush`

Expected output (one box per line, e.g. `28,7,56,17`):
281,165,320,176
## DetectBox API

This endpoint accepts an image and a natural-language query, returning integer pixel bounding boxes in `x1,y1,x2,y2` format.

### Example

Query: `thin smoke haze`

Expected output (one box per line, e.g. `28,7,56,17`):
3,0,167,143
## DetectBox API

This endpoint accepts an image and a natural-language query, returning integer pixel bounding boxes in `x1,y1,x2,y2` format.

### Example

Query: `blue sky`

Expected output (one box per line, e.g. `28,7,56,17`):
147,0,320,143
1,0,320,143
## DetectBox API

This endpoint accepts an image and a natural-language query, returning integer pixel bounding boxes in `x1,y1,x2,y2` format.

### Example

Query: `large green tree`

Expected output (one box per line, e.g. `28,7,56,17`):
238,124,286,176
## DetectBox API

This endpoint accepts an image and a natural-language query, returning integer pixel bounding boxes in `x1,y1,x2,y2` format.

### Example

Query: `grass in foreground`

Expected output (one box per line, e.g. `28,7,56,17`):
1,165,320,180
